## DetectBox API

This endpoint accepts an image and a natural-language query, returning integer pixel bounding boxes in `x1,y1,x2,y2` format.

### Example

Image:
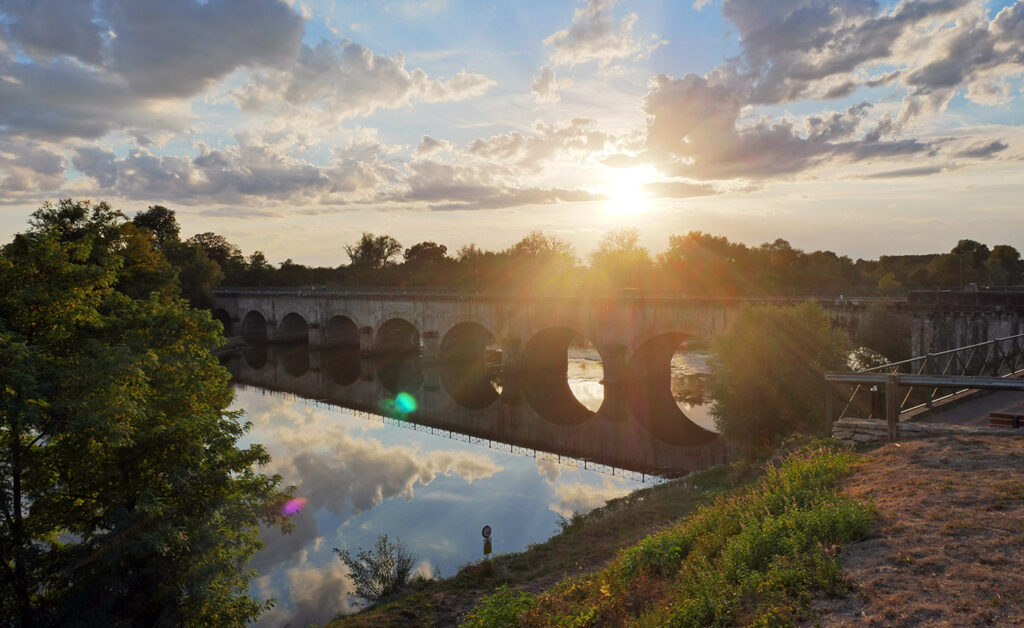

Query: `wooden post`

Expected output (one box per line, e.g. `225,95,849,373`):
886,373,899,442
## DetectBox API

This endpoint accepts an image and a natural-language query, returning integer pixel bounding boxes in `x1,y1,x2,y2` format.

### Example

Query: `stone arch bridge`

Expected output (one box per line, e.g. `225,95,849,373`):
212,288,888,446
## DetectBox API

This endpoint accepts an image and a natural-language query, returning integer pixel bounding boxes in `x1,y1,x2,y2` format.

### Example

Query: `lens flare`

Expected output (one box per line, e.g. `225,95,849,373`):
282,497,307,516
377,392,419,419
395,392,418,413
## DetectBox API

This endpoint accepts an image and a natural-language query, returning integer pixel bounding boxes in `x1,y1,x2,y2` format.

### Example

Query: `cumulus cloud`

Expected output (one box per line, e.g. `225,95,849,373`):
414,135,454,158
545,0,649,67
638,0,1024,182
72,133,399,205
467,118,615,173
1,0,106,65
531,66,563,103
235,40,495,122
102,0,305,98
399,158,601,210
0,139,66,192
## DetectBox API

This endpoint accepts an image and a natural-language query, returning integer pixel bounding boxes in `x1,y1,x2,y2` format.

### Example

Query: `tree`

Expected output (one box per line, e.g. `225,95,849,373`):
589,228,652,289
344,233,403,270
335,534,418,605
186,231,245,279
856,302,911,363
710,302,850,456
403,241,449,265
132,204,181,248
0,201,287,626
986,244,1021,286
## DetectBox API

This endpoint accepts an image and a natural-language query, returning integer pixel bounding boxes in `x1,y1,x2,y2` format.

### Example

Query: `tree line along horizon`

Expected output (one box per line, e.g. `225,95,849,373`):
119,201,1023,307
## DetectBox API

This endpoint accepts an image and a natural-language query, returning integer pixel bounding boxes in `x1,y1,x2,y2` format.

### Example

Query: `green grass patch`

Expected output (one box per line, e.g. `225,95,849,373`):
462,442,873,627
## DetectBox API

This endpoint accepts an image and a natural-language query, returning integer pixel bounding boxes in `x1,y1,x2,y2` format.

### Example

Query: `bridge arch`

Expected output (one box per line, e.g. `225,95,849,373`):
241,310,269,344
375,318,420,354
521,326,602,425
278,312,310,344
439,322,500,409
212,308,233,337
627,332,717,446
325,314,360,348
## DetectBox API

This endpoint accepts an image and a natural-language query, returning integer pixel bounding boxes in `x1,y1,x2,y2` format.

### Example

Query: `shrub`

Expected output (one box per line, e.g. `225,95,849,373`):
335,534,418,604
711,302,850,456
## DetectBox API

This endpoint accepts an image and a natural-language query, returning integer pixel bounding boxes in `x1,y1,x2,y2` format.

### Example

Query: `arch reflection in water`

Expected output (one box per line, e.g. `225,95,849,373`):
628,333,717,446
521,327,600,425
438,322,501,410
276,343,310,378
374,352,424,397
223,343,728,477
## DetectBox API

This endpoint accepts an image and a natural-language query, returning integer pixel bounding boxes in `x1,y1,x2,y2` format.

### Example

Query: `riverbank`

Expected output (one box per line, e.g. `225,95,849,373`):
328,458,758,626
327,434,1024,626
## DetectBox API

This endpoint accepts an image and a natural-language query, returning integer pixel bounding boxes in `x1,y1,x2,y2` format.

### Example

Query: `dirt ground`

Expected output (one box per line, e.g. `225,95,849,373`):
811,436,1024,627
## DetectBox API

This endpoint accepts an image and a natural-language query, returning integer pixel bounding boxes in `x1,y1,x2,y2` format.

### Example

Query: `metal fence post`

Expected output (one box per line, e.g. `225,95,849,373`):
886,373,899,442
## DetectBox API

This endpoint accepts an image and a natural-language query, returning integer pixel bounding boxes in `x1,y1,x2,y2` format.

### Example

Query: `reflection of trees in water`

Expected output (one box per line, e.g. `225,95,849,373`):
671,373,712,406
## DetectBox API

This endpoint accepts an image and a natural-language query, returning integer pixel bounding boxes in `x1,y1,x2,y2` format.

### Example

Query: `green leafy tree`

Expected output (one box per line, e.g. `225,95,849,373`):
711,302,850,456
403,241,449,265
334,534,418,605
590,228,652,289
0,200,287,626
345,233,403,270
186,231,245,280
876,271,903,296
986,244,1021,286
132,204,181,248
856,302,911,362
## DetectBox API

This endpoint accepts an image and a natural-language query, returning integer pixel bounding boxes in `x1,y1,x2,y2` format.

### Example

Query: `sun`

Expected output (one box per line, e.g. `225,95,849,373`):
603,165,655,218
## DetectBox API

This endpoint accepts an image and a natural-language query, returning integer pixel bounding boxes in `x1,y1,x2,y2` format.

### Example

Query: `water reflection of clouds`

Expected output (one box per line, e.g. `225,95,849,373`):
234,386,651,626
254,553,353,627
534,458,635,518
550,478,634,519
235,388,504,624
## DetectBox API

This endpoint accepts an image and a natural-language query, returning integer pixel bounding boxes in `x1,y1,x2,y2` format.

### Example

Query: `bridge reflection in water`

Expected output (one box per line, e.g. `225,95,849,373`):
224,339,729,478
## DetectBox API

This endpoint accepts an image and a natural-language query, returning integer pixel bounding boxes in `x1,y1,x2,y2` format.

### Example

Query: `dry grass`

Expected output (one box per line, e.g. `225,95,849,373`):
809,435,1024,627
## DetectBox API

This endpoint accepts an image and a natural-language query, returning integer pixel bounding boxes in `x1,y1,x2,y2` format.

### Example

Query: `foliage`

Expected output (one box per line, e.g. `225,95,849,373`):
345,232,403,270
462,443,872,627
589,227,652,289
856,301,912,362
0,200,286,626
710,302,851,455
335,534,419,605
460,586,537,628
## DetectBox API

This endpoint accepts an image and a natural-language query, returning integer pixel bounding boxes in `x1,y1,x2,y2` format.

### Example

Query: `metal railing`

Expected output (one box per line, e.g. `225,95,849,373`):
829,333,1024,422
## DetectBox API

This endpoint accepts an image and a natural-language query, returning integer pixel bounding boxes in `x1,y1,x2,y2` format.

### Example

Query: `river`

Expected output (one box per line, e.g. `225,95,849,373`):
226,348,717,626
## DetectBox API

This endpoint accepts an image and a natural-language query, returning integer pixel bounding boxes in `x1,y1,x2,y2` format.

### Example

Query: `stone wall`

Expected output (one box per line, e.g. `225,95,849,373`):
832,417,1023,445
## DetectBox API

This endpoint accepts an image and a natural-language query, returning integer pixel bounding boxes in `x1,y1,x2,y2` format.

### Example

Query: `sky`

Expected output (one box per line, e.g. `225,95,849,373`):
1,0,1023,265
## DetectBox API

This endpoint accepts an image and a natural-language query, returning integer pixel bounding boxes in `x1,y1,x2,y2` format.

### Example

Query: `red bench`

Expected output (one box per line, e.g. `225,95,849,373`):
989,412,1024,428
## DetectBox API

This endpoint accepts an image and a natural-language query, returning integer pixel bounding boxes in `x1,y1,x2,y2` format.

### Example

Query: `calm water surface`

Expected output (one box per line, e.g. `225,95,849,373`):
234,350,715,626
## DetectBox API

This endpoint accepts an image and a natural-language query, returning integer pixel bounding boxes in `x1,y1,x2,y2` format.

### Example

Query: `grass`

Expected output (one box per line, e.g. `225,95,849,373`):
461,442,872,627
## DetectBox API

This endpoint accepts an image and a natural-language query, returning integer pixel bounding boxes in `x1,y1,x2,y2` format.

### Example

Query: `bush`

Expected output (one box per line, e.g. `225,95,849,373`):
711,302,850,456
335,534,418,604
